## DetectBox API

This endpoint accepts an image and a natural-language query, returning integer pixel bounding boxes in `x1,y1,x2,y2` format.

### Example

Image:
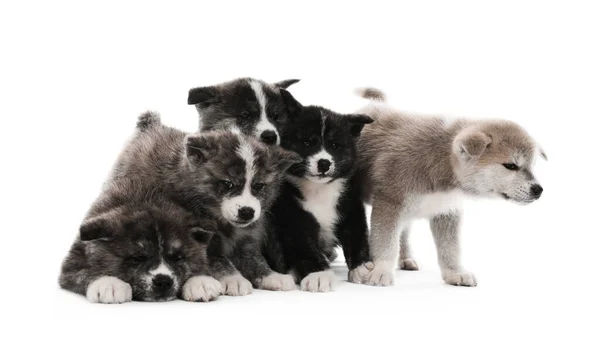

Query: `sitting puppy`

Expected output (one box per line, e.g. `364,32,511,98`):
188,77,299,145
355,88,546,287
262,90,375,292
114,112,301,295
60,179,221,303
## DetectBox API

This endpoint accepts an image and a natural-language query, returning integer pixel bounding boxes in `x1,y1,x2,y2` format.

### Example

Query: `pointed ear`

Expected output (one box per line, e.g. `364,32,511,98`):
185,134,218,168
279,88,303,117
273,79,300,89
349,114,374,137
79,217,115,241
455,131,491,159
538,145,548,161
188,86,219,105
272,147,303,172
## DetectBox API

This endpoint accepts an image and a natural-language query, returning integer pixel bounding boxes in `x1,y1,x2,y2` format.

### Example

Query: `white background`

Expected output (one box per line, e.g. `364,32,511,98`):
1,1,598,349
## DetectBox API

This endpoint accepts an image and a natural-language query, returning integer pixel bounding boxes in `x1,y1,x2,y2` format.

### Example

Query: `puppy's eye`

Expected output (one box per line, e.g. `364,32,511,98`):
271,112,280,120
128,254,149,263
221,180,234,190
331,142,340,149
252,183,266,192
502,163,520,171
302,139,311,147
241,111,251,119
168,253,185,262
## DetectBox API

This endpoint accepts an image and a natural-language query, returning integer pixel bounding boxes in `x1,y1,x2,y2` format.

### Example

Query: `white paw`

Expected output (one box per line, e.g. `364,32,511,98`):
365,262,395,286
220,274,253,296
348,262,374,284
399,258,419,271
442,270,478,287
182,276,221,302
300,270,337,292
259,272,296,291
86,276,132,304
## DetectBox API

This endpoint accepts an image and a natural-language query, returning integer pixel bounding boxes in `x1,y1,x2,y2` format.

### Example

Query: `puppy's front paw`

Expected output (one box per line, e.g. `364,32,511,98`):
182,276,221,302
86,276,132,304
365,263,395,286
300,270,336,292
442,270,477,287
399,258,419,271
348,262,374,284
220,274,253,296
259,272,296,291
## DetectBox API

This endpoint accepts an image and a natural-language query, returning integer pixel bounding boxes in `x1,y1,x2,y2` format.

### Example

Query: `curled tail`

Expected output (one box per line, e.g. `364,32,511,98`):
136,111,161,131
355,87,387,102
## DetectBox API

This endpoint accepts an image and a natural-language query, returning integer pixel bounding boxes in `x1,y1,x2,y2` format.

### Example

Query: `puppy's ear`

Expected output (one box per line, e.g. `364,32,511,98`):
455,131,491,159
79,217,115,241
185,134,218,168
349,114,374,137
273,79,300,89
188,86,219,105
279,89,303,117
272,147,303,172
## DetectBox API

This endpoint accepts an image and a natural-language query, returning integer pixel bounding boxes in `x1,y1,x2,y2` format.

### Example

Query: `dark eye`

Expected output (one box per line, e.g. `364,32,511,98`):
168,253,185,262
271,111,280,120
502,163,520,171
302,139,311,147
221,180,234,189
128,254,149,263
252,183,266,192
331,142,340,149
241,111,251,118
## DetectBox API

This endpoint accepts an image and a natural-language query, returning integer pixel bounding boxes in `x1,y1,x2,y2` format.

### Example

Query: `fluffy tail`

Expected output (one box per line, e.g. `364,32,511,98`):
136,111,161,131
355,87,387,102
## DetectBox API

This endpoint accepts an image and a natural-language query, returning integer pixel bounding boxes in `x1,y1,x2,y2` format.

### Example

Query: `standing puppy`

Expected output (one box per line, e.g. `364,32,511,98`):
188,77,299,145
356,88,546,287
263,91,374,292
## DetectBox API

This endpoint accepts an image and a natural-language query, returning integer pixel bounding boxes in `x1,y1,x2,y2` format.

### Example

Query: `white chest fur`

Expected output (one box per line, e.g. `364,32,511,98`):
292,178,346,242
408,190,464,219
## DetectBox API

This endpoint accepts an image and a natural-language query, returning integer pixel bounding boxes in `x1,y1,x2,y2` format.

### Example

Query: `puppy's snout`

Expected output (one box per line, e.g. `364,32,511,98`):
530,184,543,199
260,130,278,145
317,159,331,173
238,207,255,221
153,274,173,293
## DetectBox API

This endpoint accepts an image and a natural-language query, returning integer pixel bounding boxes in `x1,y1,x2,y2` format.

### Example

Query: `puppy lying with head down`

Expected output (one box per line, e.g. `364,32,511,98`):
355,88,546,287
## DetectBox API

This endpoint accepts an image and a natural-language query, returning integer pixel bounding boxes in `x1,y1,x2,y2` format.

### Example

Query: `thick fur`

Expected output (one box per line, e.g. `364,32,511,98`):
355,88,545,287
188,77,299,145
59,176,220,303
112,112,301,295
262,90,375,292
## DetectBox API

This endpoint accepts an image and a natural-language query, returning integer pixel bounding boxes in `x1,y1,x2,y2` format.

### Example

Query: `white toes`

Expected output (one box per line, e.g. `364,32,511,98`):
300,270,337,292
220,274,253,296
348,262,374,284
86,276,132,304
259,272,296,291
399,258,419,271
182,276,222,302
365,263,395,286
442,270,478,287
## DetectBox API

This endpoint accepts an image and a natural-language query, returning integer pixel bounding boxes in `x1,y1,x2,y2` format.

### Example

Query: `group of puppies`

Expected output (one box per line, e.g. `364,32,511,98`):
59,78,545,303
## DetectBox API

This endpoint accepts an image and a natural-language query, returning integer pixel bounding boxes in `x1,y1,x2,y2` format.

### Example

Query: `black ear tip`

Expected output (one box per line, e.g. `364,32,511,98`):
79,219,108,241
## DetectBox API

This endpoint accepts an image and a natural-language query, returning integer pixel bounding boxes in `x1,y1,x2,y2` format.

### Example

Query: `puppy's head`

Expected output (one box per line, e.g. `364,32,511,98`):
452,121,545,204
79,206,213,302
278,90,374,183
188,78,300,145
184,130,301,227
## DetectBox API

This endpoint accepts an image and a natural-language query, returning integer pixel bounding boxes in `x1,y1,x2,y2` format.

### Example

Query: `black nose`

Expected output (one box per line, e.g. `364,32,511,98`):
317,159,331,173
152,274,173,292
260,130,277,145
238,207,255,221
530,184,543,198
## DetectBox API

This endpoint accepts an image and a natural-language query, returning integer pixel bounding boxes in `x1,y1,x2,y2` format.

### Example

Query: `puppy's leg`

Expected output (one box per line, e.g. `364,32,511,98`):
207,233,253,296
430,212,477,287
231,236,295,292
365,195,403,286
398,227,419,271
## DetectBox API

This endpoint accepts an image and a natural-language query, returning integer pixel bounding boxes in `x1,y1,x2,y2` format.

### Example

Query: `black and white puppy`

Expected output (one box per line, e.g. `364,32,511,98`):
264,91,375,292
188,77,299,144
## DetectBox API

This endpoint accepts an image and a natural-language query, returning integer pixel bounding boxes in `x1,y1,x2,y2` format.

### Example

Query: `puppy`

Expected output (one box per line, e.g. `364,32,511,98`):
115,112,301,295
188,77,299,144
355,88,546,287
262,90,375,292
60,179,221,303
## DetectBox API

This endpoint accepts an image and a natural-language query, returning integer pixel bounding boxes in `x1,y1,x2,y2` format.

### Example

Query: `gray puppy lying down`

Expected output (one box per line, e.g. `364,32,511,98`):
355,88,546,287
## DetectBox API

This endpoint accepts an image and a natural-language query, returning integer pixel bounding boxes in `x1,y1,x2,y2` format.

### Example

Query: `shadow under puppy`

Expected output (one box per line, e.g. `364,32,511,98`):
355,88,546,287
60,178,221,303
114,112,301,295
